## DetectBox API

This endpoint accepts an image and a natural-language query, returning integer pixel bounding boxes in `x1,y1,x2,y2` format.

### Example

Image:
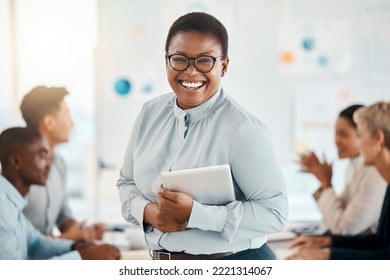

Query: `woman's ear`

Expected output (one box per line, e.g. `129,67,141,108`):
376,129,386,148
221,57,229,77
165,56,169,71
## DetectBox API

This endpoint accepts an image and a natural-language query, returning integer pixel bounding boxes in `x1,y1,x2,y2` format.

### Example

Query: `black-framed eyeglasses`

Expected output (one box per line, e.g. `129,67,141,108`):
166,54,225,73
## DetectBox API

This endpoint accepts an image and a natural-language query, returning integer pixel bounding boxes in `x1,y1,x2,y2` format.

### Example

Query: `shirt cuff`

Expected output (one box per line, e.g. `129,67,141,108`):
187,201,227,232
130,195,151,226
312,187,323,201
313,187,332,201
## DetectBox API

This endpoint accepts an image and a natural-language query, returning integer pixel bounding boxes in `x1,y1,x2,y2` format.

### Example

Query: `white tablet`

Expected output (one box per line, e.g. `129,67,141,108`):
160,164,235,205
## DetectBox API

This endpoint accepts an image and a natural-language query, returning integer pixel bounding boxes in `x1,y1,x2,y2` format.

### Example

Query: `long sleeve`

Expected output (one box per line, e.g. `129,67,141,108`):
316,162,386,235
0,176,80,260
26,221,81,260
187,118,289,242
117,107,152,227
331,234,389,260
0,211,80,260
56,194,74,229
331,247,390,260
329,186,390,259
331,234,377,250
54,154,75,229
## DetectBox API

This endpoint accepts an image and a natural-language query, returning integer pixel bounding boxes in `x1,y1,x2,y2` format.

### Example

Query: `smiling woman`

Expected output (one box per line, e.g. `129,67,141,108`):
165,32,228,110
117,12,289,260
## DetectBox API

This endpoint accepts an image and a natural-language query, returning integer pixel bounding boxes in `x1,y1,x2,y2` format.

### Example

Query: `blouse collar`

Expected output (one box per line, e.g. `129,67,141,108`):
173,87,224,126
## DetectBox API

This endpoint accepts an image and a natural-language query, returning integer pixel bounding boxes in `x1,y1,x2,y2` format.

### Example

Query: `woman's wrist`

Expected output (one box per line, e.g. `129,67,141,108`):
143,202,158,225
313,184,331,200
319,180,332,190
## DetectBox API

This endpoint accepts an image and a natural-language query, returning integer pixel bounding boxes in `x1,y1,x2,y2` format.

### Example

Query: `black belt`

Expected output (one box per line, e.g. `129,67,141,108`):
152,250,235,260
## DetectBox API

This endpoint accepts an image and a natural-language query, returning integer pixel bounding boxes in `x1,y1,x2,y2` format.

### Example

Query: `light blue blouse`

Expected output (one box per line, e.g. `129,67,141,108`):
118,88,288,254
0,175,80,260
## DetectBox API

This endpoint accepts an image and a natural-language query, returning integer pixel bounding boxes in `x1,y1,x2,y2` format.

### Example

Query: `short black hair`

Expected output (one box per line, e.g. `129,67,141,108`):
0,127,42,170
339,104,365,128
165,12,228,57
20,86,69,129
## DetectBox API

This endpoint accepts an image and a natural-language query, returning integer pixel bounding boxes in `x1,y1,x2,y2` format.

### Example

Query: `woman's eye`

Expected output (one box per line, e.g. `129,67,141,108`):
197,58,212,64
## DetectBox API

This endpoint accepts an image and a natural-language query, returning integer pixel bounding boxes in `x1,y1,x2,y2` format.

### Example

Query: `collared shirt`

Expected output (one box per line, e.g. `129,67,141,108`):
23,153,74,235
118,88,288,254
0,175,80,260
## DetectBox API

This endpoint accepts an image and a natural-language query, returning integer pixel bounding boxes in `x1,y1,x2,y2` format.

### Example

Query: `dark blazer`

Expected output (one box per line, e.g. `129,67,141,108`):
331,185,390,259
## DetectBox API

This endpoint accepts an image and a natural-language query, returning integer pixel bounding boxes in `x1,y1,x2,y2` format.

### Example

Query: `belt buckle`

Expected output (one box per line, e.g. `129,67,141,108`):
158,251,171,260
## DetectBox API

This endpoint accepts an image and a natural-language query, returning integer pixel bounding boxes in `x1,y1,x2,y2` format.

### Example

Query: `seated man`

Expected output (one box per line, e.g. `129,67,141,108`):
20,86,104,241
0,127,120,259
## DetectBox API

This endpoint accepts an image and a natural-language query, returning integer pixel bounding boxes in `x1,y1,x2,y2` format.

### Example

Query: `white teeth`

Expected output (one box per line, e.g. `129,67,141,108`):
181,81,203,88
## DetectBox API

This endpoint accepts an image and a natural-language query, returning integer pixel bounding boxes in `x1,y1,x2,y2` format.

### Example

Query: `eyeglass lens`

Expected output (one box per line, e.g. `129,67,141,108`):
169,55,216,73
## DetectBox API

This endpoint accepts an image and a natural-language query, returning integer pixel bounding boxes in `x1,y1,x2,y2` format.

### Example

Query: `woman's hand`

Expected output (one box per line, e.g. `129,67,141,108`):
298,151,333,189
143,188,193,233
289,235,332,250
286,248,331,260
157,188,193,223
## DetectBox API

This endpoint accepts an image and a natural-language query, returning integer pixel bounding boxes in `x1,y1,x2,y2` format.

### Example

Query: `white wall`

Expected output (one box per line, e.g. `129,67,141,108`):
1,0,389,222
94,0,390,220
0,0,13,130
1,0,98,197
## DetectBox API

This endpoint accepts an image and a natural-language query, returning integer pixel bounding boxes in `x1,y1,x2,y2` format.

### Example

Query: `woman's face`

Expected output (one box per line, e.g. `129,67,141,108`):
357,123,378,165
334,117,360,159
166,31,229,110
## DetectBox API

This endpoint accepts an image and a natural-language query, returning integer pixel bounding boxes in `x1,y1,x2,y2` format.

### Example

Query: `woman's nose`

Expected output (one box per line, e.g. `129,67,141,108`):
184,59,199,75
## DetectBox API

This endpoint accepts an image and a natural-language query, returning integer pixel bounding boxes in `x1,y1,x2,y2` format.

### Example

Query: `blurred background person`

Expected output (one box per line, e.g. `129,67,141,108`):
288,101,390,259
20,86,105,242
0,127,120,260
298,104,387,235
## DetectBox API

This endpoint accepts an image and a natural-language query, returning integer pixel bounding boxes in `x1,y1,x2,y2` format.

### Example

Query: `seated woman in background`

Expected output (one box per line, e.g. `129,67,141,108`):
298,104,387,235
288,101,390,259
